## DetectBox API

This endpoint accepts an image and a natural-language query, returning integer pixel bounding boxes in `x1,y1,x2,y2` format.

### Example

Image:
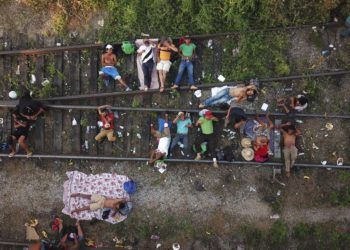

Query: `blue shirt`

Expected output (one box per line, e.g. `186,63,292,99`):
176,118,191,134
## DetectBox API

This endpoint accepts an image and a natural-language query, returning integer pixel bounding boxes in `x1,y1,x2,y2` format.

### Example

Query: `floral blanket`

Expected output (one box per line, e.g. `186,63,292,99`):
62,171,130,224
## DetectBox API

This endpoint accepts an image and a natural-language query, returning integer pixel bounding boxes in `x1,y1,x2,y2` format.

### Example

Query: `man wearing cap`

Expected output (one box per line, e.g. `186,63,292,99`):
171,35,198,90
170,112,192,157
149,120,171,165
137,39,156,91
99,44,131,91
194,110,219,167
95,105,116,142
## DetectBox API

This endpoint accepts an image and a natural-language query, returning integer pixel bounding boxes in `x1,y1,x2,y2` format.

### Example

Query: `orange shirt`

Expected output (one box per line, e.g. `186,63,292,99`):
158,45,171,61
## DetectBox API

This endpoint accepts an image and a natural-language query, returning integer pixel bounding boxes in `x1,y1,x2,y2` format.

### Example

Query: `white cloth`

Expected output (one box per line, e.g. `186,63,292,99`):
156,60,172,72
294,103,308,111
137,44,155,63
157,137,171,156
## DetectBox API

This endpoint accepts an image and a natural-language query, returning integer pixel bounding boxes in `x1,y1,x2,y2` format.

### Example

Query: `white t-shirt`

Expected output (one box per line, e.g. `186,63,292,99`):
157,136,171,156
137,44,155,63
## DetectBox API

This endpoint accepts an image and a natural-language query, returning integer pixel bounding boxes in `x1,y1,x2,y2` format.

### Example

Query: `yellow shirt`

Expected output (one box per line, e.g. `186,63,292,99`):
158,45,171,61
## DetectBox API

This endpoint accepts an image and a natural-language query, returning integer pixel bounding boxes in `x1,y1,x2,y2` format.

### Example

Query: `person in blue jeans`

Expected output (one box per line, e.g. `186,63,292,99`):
170,112,192,157
199,84,258,108
171,35,198,90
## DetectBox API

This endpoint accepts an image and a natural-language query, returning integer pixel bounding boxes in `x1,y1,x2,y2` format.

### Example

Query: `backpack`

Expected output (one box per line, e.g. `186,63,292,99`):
121,41,135,54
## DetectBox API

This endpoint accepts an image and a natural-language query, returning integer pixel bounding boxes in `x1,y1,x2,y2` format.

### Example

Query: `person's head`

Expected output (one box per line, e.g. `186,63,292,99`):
286,125,296,135
296,96,308,106
246,88,258,102
184,35,191,44
100,108,109,116
178,111,185,120
144,39,150,46
260,137,268,145
204,110,213,120
105,44,113,54
21,90,32,100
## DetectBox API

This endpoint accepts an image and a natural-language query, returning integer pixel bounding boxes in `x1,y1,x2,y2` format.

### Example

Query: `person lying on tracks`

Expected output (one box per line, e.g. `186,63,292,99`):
95,105,117,142
224,107,247,129
7,110,32,158
194,110,219,167
157,38,178,92
149,121,171,165
199,84,258,108
279,122,301,177
169,111,192,158
171,35,198,91
99,44,131,91
70,193,127,216
17,90,46,122
137,39,156,91
253,113,274,162
277,94,308,113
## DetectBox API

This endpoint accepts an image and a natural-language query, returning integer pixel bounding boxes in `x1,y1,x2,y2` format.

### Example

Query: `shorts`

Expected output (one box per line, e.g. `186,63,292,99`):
99,66,121,80
95,129,116,142
156,60,171,72
89,194,106,211
12,127,29,139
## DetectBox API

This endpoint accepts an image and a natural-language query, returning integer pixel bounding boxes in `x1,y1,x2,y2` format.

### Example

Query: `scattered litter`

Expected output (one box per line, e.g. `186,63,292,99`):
97,19,104,27
194,90,202,98
172,243,180,250
16,65,20,75
189,101,192,105
270,214,280,219
325,123,333,131
217,75,226,82
41,79,50,86
156,243,162,248
312,26,317,32
303,176,310,180
0,118,3,124
72,118,78,126
86,126,90,134
298,152,305,156
232,48,239,57
206,231,211,235
295,119,303,124
84,140,89,150
41,230,48,238
249,186,256,192
207,39,213,48
321,161,327,166
117,131,123,138
97,121,103,127
151,235,160,240
261,103,269,111
136,133,141,139
337,158,344,166
132,147,136,154
68,109,72,113
277,190,281,196
126,132,130,137
332,151,337,157
119,126,124,129
312,143,319,150
56,42,62,47
30,74,36,84
324,134,328,137
9,91,17,99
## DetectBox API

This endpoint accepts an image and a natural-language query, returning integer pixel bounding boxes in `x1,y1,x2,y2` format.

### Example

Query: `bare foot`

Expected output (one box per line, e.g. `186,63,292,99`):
26,151,33,158
171,85,179,89
8,151,16,157
190,85,198,90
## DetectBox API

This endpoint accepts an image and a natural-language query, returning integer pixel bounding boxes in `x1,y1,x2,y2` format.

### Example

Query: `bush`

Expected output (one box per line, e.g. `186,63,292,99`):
241,225,264,247
292,222,313,240
268,220,288,246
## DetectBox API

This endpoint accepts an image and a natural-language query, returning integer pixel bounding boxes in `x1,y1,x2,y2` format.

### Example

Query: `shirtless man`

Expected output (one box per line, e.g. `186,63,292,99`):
8,111,32,158
99,44,130,91
70,193,126,215
199,84,258,108
279,123,301,177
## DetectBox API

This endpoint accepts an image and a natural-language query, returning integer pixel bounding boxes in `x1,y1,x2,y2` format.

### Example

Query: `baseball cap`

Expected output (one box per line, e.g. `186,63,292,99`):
204,110,213,119
106,44,113,49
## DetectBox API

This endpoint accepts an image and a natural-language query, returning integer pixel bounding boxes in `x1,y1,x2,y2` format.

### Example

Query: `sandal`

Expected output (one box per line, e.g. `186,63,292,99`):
171,85,179,89
8,151,15,157
190,85,198,90
160,87,165,93
26,151,33,158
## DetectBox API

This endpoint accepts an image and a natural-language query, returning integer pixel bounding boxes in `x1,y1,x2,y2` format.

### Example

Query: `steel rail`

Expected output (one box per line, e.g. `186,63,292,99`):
0,102,349,119
0,22,341,56
41,70,350,102
0,154,348,169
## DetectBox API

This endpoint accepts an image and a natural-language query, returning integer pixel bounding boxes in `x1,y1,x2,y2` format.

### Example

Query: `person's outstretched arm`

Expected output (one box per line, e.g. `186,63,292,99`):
97,105,111,115
71,206,90,214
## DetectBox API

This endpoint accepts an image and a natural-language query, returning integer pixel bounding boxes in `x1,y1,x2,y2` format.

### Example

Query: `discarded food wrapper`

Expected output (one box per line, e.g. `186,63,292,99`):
303,176,310,180
72,118,78,126
261,103,269,111
41,79,50,86
312,143,319,150
172,243,181,250
194,90,202,98
119,126,124,129
270,214,280,219
277,190,281,196
156,243,162,249
97,19,104,27
337,158,344,166
56,42,62,47
136,133,141,139
207,39,213,48
97,121,103,127
321,161,327,166
217,75,226,82
16,65,20,75
30,74,36,84
9,91,17,99
249,186,256,192
325,123,333,131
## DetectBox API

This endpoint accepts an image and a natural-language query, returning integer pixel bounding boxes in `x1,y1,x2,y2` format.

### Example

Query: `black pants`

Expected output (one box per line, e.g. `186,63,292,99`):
142,60,154,88
194,133,215,157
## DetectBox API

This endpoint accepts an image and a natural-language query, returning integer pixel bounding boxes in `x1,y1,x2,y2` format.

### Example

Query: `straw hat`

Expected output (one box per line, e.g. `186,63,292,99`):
241,148,254,161
241,138,252,148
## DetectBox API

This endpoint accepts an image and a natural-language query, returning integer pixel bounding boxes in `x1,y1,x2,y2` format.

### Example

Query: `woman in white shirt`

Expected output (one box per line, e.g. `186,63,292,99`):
137,39,156,91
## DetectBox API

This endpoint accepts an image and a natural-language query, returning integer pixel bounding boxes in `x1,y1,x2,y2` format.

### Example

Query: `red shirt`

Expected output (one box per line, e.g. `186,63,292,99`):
100,113,115,129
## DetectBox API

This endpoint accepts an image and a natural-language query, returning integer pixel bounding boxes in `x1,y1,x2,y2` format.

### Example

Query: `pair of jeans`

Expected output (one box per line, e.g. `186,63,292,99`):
194,133,215,157
142,60,154,88
174,60,194,85
203,87,232,107
170,134,189,154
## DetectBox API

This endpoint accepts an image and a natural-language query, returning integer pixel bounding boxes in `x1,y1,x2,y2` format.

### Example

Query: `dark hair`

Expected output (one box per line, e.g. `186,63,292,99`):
285,125,296,133
101,109,108,114
297,96,308,105
246,89,258,102
21,90,32,100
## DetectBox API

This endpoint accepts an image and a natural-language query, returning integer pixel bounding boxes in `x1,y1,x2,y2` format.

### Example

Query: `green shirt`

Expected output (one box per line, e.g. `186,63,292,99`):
199,117,214,135
180,43,196,57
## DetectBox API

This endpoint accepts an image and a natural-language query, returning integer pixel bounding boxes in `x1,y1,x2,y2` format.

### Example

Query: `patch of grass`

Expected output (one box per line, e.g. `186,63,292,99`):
268,219,288,247
329,188,350,206
309,31,325,50
292,222,313,240
241,224,264,247
131,97,141,108
80,118,89,127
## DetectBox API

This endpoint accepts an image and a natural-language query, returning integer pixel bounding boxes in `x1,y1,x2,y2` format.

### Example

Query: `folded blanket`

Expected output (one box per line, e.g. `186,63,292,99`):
62,171,130,224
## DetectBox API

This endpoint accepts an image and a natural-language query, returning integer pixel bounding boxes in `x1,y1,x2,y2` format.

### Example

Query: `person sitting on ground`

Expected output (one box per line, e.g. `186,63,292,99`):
279,122,301,177
253,113,274,162
194,110,219,167
171,35,198,90
137,39,156,91
149,118,171,165
17,90,46,122
157,38,178,92
169,112,192,157
199,84,258,108
95,105,116,142
99,44,131,91
8,110,32,158
224,107,247,129
277,94,308,113
70,193,126,215
57,218,84,250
